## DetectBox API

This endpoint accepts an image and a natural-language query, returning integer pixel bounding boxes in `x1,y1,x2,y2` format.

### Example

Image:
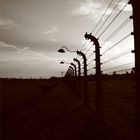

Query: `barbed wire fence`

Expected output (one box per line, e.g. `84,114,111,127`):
64,0,138,139
79,0,134,75
79,0,135,139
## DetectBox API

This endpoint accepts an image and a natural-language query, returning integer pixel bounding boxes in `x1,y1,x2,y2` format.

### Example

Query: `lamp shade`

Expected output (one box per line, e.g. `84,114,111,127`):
58,49,65,53
60,61,64,64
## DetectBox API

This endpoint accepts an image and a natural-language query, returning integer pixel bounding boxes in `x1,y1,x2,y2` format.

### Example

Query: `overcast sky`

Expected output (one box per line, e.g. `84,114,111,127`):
0,0,134,78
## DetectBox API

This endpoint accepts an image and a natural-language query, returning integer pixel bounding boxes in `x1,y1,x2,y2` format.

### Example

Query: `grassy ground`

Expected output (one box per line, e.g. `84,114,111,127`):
88,79,136,140
1,79,136,140
1,79,107,140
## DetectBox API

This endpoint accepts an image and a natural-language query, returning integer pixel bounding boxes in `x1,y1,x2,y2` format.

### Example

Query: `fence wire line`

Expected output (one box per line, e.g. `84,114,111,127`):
81,0,130,61
94,0,122,37
101,33,131,55
87,51,95,60
87,58,95,65
83,41,92,52
98,0,129,38
104,68,133,74
85,43,95,55
73,0,132,78
91,0,114,34
102,61,134,72
102,48,133,64
81,40,89,52
88,66,95,71
82,0,121,51
101,17,131,46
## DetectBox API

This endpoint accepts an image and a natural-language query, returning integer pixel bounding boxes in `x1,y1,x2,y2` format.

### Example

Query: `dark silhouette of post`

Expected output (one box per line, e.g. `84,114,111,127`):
85,32,103,121
73,58,81,100
60,60,77,76
58,46,87,104
77,51,88,106
69,66,75,76
70,64,78,95
77,51,87,77
65,69,69,77
58,46,77,53
73,58,81,77
70,63,77,77
129,1,140,139
66,67,74,77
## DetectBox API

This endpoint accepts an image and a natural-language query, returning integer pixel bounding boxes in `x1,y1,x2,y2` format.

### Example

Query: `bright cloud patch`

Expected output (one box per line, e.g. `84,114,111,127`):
72,0,101,16
0,18,19,29
70,0,111,22
42,26,59,42
0,18,15,26
0,41,47,59
43,26,59,35
0,41,17,49
18,47,47,58
118,2,132,12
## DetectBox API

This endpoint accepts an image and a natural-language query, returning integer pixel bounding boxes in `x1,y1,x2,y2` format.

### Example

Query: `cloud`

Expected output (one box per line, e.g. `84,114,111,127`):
42,25,59,42
42,26,59,35
0,18,19,29
0,18,15,26
47,37,58,42
21,47,30,50
71,0,101,15
70,0,111,22
18,47,47,58
81,38,90,45
118,2,132,12
0,41,17,49
101,41,113,48
0,41,47,58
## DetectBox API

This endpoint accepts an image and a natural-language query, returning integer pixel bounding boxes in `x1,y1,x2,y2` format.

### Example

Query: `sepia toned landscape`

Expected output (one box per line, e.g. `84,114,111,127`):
1,0,140,140
1,75,136,140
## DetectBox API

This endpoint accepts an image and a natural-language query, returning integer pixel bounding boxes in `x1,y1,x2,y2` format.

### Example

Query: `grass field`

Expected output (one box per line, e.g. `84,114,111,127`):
1,78,136,140
88,79,136,140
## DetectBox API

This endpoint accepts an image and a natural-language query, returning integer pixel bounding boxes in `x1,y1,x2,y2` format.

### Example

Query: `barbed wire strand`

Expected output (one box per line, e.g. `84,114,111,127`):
102,48,133,64
91,0,114,34
94,0,122,36
98,1,129,38
80,40,89,52
88,66,95,72
82,0,115,51
101,17,131,46
85,44,94,55
101,33,131,55
104,68,133,74
102,61,134,72
87,58,95,65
